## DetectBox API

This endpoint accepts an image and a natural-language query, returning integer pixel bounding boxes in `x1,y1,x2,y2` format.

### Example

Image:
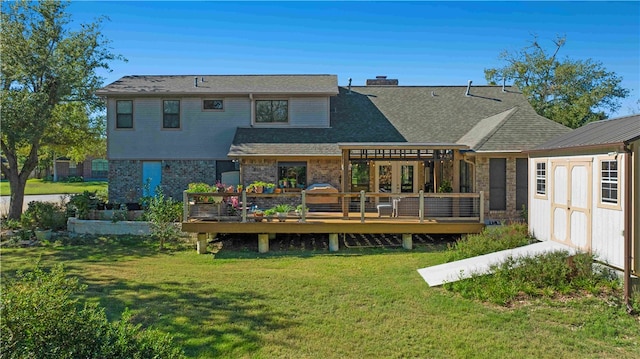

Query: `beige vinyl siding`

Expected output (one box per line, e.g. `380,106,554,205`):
107,97,251,160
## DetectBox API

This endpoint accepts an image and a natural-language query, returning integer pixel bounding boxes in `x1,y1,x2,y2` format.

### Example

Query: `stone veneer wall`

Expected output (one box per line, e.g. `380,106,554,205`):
474,155,525,221
307,159,341,189
109,160,217,203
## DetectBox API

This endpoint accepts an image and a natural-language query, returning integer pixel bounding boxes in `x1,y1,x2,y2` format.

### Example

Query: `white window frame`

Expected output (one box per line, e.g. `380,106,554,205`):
599,159,620,208
535,161,547,198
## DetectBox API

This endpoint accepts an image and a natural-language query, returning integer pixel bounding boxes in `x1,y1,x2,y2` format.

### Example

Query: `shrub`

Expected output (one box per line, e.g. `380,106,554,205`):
1,264,184,358
21,201,67,231
444,251,619,306
145,189,183,250
68,191,100,219
446,223,533,262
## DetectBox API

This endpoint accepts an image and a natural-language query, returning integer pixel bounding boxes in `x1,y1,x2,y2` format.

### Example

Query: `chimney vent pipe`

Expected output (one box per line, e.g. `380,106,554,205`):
465,80,472,96
194,77,198,88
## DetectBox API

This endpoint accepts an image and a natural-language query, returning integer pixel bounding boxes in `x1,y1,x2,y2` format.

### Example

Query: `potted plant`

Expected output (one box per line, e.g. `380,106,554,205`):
253,209,264,222
295,204,309,218
186,182,217,203
22,201,65,241
265,182,276,194
273,204,293,222
264,208,276,222
236,184,243,193
289,178,297,188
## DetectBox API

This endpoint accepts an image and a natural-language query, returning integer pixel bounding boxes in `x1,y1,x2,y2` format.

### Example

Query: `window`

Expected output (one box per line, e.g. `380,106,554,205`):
68,161,77,176
601,160,618,204
489,158,506,211
351,162,370,192
536,162,546,196
116,100,133,128
91,159,108,178
459,160,472,193
278,162,306,189
256,100,288,123
203,99,223,111
163,100,180,128
516,158,528,210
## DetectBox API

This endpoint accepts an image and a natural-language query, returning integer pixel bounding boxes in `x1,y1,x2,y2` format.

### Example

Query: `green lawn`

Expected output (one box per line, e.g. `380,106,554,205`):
1,237,638,358
0,179,107,196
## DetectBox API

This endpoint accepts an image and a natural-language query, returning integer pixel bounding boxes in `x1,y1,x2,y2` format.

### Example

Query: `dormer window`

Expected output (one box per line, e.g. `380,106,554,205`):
255,100,288,123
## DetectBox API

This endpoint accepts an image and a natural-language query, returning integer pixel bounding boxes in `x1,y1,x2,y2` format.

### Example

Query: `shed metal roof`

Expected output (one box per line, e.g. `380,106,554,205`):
532,114,640,151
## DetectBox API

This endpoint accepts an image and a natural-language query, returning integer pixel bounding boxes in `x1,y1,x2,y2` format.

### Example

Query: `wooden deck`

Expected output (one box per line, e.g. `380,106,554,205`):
182,212,484,235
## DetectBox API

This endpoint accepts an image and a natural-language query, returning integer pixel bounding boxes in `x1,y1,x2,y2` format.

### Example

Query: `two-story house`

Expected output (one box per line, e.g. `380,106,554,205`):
97,74,570,221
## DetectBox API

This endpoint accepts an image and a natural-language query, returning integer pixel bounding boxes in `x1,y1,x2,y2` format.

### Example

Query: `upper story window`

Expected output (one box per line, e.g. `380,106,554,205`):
163,100,180,129
536,162,546,196
116,100,133,128
256,100,288,123
203,99,223,111
601,160,618,204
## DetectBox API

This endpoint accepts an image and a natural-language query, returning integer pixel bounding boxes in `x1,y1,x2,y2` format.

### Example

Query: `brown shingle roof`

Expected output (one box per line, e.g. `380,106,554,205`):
230,85,571,156
96,75,338,95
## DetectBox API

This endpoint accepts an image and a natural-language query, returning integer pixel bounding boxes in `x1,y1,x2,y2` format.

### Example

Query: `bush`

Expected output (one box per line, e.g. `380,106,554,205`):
1,264,184,358
21,201,67,231
68,191,100,219
446,223,533,262
444,251,619,305
145,189,183,250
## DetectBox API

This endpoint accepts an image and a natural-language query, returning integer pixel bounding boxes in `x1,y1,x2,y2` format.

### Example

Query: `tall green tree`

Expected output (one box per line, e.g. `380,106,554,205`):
485,36,629,129
1,0,122,219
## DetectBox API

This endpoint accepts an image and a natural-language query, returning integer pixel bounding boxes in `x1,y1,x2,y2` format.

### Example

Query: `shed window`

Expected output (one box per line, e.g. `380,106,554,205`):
601,160,618,204
536,162,546,195
163,100,180,128
116,100,133,128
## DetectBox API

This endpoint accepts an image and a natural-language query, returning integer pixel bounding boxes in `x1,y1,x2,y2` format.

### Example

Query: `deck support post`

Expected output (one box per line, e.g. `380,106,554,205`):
258,233,269,253
197,233,208,254
268,233,276,240
329,233,339,252
402,233,413,250
183,191,189,222
301,190,307,223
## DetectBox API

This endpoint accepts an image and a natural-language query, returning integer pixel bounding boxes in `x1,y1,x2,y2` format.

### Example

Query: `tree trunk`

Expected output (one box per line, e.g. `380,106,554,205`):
8,172,27,220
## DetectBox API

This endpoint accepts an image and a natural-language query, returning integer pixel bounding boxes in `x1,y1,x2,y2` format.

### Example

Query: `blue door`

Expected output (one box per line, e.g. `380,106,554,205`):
142,162,162,197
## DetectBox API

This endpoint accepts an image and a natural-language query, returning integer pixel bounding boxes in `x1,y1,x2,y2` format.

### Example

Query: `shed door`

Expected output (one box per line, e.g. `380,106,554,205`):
550,161,592,251
142,161,162,197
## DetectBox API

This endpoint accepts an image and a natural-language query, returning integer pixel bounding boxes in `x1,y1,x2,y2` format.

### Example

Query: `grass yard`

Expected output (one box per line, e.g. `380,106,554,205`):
1,236,638,358
0,179,107,196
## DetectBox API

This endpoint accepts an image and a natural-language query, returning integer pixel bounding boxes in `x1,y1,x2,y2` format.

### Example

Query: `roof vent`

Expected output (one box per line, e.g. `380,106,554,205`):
502,77,506,92
194,77,198,88
348,77,352,94
366,76,399,86
431,91,435,97
465,80,472,96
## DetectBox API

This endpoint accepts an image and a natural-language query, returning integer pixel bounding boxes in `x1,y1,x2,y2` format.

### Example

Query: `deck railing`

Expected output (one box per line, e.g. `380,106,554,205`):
183,190,484,224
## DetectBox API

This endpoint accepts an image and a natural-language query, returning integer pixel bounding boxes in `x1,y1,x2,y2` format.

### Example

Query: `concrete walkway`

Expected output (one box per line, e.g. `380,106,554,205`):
417,241,577,286
0,194,70,216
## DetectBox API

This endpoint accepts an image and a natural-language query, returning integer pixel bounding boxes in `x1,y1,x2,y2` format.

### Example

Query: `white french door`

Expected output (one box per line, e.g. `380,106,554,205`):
375,162,419,197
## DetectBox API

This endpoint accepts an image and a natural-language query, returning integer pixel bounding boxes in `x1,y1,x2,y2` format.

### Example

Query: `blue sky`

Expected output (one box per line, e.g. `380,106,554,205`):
68,1,640,117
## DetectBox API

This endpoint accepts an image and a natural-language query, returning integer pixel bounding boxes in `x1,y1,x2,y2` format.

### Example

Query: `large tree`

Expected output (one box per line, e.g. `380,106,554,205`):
1,0,121,219
485,36,629,129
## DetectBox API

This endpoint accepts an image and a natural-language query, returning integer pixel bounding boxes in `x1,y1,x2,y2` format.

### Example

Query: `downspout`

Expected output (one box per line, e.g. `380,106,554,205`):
623,143,633,312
